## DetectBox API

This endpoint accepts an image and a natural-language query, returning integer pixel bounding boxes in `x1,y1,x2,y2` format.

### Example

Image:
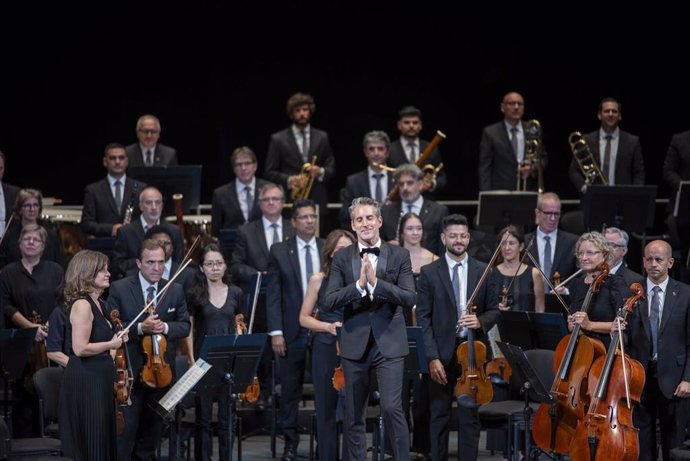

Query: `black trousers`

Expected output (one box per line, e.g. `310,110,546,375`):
117,382,167,461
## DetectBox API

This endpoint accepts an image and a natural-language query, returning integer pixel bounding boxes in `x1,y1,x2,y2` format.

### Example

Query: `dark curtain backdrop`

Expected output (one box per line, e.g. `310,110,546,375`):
0,5,685,208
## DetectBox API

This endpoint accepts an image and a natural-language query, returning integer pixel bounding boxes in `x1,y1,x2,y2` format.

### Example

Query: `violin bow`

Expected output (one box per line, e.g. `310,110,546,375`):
151,235,202,314
615,316,631,409
524,250,570,314
502,234,536,297
0,214,15,247
247,271,263,334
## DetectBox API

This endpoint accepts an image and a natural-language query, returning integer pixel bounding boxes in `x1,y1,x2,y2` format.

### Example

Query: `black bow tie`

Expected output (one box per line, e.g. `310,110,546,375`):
360,247,380,258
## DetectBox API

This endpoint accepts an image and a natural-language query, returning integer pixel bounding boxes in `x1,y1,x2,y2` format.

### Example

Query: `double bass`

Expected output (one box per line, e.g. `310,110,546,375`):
533,262,610,454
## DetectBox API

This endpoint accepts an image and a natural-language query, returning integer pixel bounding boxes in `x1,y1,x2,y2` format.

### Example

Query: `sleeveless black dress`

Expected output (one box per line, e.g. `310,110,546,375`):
59,296,117,461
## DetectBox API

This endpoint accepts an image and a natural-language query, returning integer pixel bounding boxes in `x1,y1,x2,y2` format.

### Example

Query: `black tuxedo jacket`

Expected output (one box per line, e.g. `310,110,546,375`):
230,218,294,284
663,130,690,201
339,169,396,227
568,129,645,191
106,275,190,376
126,143,178,167
389,138,447,193
323,242,416,360
112,220,184,278
526,230,579,281
266,236,324,342
210,178,269,236
1,182,19,218
264,126,335,212
380,199,449,255
613,264,644,289
81,177,146,236
626,278,690,399
416,256,496,365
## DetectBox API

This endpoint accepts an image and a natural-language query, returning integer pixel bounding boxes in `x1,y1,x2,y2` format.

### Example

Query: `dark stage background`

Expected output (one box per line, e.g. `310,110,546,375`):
1,5,685,213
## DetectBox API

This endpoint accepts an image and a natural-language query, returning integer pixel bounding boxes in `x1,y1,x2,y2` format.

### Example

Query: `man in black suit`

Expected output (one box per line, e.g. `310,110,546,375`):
416,214,498,461
389,106,446,196
380,163,449,254
126,114,178,167
211,146,270,236
527,192,579,286
663,130,690,283
619,240,690,461
112,187,184,278
323,197,416,461
107,239,190,461
604,227,643,287
569,97,645,194
339,130,396,227
81,142,146,237
478,91,547,191
264,92,335,225
0,150,20,237
266,199,323,461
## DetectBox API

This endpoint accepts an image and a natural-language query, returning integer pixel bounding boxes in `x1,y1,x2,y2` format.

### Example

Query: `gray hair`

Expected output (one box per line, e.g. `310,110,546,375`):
604,227,629,247
393,163,423,182
362,130,390,149
348,197,381,219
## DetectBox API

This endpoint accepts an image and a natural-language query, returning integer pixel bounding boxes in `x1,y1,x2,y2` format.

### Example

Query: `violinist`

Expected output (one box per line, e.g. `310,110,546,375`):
298,229,355,461
416,214,499,461
106,239,190,461
568,232,626,347
617,240,690,461
186,243,243,461
58,250,127,461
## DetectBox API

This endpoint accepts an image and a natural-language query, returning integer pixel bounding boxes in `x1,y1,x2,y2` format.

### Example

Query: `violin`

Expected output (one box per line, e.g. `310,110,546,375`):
569,283,645,461
485,288,512,386
454,302,493,406
25,310,49,392
111,309,134,435
140,303,173,389
533,262,610,455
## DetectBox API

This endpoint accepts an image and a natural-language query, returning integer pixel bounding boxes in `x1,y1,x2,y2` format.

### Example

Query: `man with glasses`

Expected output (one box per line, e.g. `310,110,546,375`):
211,146,269,236
126,114,178,167
81,142,147,237
479,91,547,191
112,187,184,279
527,192,579,287
604,226,643,287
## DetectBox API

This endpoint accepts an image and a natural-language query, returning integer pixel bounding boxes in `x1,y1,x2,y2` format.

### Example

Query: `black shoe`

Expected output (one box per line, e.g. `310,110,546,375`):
281,446,296,461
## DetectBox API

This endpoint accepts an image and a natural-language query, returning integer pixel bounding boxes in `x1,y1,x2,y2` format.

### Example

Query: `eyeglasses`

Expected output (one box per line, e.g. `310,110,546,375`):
538,209,561,218
203,261,225,268
21,237,43,244
138,129,160,135
233,161,256,168
577,250,603,258
260,197,283,203
22,203,40,209
608,243,626,248
156,240,172,247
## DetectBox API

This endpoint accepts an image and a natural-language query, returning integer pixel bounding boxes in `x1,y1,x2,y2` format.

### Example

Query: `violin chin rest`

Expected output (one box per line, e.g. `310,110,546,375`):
457,394,480,409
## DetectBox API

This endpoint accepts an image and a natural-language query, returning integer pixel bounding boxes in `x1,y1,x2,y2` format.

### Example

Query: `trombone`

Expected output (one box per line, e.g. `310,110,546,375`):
569,132,607,186
517,120,544,193
291,155,318,201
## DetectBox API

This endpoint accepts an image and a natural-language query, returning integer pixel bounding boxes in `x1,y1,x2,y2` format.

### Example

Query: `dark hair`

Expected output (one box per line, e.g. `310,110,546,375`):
188,243,232,308
495,225,525,265
397,212,424,249
398,106,422,120
291,199,316,219
104,142,125,155
441,214,469,233
144,225,173,241
321,229,356,275
286,92,316,117
598,97,621,113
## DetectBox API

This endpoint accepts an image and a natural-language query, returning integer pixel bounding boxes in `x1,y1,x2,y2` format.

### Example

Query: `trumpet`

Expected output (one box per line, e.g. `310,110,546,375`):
517,119,544,193
371,162,397,172
290,155,318,201
569,131,607,186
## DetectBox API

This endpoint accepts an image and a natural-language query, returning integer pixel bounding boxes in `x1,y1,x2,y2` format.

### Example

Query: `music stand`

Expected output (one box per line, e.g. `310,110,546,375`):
531,313,568,350
674,181,690,225
477,191,539,232
496,342,554,461
0,328,37,423
196,333,267,461
582,185,657,233
128,165,203,215
496,311,533,351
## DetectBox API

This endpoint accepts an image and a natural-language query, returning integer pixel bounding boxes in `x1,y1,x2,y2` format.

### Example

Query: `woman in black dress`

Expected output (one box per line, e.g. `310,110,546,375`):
187,243,243,461
59,249,127,461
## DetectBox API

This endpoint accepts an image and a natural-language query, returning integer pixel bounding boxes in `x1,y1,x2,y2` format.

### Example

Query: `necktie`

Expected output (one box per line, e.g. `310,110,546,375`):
270,223,280,246
305,244,314,282
602,134,612,182
373,174,383,203
408,142,417,162
244,186,253,221
510,127,520,161
146,285,156,307
452,262,466,337
114,180,123,210
407,204,414,215
145,149,153,166
543,235,552,290
301,129,309,161
650,286,661,359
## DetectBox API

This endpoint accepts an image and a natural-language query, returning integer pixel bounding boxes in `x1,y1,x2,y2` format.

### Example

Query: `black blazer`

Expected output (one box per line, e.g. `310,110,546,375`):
126,143,178,167
613,264,644,289
626,278,690,399
339,169,395,227
380,199,449,255
323,242,416,360
210,178,270,236
266,236,324,342
230,218,294,284
526,230,579,282
388,138,447,193
1,182,19,218
264,127,335,212
106,275,190,376
663,130,690,202
416,256,497,365
112,220,184,278
81,177,146,236
568,129,645,192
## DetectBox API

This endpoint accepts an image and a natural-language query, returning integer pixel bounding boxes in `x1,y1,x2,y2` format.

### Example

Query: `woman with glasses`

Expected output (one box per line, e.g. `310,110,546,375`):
567,231,627,347
0,188,63,269
186,242,243,461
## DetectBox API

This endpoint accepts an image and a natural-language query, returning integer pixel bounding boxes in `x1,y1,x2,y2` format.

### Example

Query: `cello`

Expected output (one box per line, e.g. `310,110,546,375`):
111,309,134,435
569,283,645,461
532,262,610,455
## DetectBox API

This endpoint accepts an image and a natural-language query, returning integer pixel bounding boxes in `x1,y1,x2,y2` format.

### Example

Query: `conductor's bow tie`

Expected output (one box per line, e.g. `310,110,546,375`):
360,247,380,258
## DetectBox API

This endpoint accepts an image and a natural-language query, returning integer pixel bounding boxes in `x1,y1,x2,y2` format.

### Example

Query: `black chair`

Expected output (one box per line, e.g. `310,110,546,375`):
33,367,63,438
0,417,62,459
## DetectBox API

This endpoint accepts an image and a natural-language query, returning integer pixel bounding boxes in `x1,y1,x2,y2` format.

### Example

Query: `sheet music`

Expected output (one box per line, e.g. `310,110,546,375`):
158,358,212,412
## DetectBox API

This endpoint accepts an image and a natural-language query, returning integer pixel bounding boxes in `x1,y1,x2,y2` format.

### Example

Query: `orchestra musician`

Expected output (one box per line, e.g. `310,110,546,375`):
125,114,178,167
0,149,20,238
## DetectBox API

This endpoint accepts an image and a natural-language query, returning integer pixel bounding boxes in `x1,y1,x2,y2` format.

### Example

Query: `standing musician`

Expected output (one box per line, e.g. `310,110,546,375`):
298,229,356,461
416,214,498,461
323,197,416,461
604,227,644,287
107,239,190,461
125,114,178,167
616,240,690,461
0,149,20,238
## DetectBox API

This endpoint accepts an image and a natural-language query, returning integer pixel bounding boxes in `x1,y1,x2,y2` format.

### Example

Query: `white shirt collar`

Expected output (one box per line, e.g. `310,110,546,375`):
445,251,468,269
108,173,126,186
